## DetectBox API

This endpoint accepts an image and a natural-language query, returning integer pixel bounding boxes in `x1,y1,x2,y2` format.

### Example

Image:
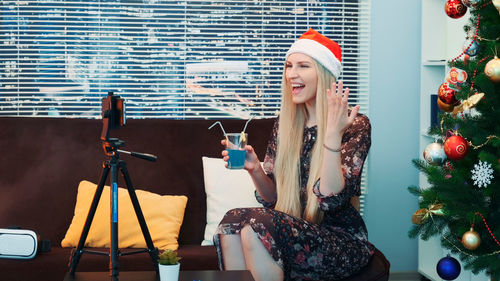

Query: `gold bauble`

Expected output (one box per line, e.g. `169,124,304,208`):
462,228,481,250
438,98,456,112
484,56,500,83
493,0,500,15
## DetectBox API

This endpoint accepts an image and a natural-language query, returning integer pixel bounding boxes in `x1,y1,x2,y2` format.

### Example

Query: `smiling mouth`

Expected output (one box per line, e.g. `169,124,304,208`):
292,83,305,94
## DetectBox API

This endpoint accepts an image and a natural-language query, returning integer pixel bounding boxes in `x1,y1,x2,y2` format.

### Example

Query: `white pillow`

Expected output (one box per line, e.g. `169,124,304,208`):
201,156,262,245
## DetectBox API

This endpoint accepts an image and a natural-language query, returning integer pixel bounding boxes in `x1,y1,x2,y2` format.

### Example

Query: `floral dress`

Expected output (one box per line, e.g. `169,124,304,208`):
214,114,374,281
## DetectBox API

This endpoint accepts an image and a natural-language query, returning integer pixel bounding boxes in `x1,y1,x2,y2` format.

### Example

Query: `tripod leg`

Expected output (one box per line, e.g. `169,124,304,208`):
69,163,111,276
110,159,120,280
119,160,159,273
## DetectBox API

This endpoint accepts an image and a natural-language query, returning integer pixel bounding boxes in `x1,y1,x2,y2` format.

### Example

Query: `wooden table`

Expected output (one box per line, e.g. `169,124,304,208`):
64,270,255,281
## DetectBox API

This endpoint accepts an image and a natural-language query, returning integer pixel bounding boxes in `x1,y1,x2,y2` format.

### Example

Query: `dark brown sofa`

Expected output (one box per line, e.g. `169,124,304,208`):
0,117,389,281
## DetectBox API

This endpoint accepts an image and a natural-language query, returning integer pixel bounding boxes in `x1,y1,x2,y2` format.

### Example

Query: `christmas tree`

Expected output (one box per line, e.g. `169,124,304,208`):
408,0,500,280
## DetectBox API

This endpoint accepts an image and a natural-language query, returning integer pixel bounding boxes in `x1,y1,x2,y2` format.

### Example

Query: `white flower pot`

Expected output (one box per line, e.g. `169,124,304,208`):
158,263,180,281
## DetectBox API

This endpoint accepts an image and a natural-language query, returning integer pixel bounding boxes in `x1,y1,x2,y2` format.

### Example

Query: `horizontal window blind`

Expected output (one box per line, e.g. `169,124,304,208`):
1,0,370,120
0,0,370,215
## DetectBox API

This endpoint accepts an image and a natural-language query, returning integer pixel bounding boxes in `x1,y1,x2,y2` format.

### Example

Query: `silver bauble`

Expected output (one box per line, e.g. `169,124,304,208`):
423,142,447,165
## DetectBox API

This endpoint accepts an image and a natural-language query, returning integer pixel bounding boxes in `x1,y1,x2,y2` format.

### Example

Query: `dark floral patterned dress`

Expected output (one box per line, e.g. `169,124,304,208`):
214,114,374,281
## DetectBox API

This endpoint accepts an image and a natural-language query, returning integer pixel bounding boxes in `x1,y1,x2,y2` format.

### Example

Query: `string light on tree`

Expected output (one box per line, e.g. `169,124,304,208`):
471,160,494,188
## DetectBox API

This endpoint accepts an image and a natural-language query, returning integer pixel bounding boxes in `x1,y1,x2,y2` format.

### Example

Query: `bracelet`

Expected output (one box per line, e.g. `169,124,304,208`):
323,143,341,153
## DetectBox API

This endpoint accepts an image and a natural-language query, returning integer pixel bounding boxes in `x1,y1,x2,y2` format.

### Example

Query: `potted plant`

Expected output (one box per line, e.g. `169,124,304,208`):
158,249,181,281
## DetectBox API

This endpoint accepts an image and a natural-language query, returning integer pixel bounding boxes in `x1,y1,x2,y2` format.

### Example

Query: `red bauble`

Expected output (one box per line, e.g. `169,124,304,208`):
438,82,458,104
444,135,469,160
445,0,468,19
437,98,456,112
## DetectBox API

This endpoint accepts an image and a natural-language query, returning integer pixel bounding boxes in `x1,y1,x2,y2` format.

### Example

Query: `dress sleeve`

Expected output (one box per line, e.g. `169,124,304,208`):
312,114,371,212
255,118,279,208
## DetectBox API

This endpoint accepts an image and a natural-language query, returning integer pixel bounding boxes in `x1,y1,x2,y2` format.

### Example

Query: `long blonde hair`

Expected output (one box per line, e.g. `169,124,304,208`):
274,59,335,224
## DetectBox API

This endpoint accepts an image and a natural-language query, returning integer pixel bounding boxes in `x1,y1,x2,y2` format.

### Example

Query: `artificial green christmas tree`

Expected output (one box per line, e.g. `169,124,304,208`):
409,1,500,280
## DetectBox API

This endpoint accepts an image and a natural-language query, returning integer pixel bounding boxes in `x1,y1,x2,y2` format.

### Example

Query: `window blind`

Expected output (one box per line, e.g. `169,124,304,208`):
1,0,370,119
0,0,370,214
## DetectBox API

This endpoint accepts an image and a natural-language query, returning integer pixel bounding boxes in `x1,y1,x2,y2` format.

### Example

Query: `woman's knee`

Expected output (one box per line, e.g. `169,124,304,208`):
240,225,258,250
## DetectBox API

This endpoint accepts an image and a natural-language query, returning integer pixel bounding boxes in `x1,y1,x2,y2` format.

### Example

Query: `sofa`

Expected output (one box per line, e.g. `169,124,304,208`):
0,117,389,281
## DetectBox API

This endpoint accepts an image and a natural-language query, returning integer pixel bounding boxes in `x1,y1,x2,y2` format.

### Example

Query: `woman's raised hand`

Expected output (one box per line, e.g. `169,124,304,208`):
326,80,360,136
221,139,260,172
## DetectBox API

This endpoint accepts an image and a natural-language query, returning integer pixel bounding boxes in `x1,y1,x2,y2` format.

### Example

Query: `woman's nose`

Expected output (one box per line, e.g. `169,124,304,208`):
286,66,298,79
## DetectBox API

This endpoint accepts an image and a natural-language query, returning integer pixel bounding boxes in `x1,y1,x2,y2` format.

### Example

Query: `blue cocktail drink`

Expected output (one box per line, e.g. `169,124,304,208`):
227,149,246,169
225,133,247,170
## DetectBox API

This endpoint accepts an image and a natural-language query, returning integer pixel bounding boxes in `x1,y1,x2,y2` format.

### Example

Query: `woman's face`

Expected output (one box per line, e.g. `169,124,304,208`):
285,53,318,106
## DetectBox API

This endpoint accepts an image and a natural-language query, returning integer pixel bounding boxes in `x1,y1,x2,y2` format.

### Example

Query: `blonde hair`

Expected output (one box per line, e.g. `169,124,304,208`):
274,59,335,224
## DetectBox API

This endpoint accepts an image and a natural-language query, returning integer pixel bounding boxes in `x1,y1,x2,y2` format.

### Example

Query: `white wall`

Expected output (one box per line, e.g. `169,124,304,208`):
365,0,421,272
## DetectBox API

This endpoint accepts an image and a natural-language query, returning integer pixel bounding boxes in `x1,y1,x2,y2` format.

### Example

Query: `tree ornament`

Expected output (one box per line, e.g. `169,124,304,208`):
438,98,457,112
444,135,469,160
438,82,459,104
461,0,480,8
471,160,494,188
451,92,484,117
462,39,480,57
462,227,481,250
423,142,447,165
436,255,461,280
484,56,500,83
493,0,500,15
446,67,467,90
411,203,445,225
412,209,428,225
445,0,468,18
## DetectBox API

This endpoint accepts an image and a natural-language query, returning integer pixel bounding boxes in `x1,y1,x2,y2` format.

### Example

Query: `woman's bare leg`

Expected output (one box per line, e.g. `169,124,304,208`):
240,225,284,281
219,234,247,270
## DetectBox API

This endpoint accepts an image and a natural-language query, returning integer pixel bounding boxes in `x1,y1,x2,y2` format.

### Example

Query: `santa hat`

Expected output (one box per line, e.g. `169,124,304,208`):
285,28,342,78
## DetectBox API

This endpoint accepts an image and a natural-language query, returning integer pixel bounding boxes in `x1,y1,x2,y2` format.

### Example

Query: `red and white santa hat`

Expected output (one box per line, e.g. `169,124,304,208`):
286,28,342,78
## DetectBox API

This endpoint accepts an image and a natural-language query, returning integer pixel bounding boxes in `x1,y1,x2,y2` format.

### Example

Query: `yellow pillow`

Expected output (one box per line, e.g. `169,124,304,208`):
61,180,188,250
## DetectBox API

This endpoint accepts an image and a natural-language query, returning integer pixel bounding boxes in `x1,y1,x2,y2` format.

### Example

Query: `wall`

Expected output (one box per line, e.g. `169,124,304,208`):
365,0,421,272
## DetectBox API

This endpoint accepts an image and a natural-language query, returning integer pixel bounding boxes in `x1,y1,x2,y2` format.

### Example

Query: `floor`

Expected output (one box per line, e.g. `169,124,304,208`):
388,272,431,281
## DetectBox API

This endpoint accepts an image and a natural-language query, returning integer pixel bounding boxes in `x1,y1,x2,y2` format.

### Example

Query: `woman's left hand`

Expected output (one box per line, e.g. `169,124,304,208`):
326,80,360,137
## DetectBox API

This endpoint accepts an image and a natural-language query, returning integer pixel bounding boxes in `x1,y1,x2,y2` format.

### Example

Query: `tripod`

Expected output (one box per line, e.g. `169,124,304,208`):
68,138,159,280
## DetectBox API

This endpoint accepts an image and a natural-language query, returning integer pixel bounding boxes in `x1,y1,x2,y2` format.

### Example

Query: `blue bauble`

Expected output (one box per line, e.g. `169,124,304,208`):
436,256,461,280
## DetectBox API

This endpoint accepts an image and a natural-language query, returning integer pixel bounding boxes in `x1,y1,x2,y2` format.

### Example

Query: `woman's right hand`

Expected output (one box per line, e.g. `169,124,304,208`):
221,139,260,173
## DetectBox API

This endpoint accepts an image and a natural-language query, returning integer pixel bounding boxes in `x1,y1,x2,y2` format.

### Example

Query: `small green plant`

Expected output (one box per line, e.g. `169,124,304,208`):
158,249,181,265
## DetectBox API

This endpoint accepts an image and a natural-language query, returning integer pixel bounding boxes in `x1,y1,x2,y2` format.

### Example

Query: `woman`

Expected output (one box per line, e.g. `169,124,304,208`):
214,28,374,281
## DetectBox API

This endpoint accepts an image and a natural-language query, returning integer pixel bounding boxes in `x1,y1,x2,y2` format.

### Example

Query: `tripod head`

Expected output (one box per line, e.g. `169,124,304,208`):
99,92,157,162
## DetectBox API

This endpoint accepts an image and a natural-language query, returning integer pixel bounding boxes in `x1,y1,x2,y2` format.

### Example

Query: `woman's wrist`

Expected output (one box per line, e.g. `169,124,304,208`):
323,143,341,152
246,159,262,175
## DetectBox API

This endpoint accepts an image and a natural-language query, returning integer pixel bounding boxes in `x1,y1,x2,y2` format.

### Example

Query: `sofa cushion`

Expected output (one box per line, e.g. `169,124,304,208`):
61,180,188,250
201,157,261,245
